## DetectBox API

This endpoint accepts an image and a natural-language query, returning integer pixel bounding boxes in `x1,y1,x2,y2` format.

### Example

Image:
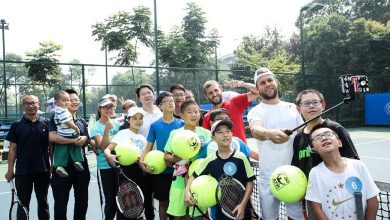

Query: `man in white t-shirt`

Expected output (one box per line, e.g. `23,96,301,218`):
247,67,304,219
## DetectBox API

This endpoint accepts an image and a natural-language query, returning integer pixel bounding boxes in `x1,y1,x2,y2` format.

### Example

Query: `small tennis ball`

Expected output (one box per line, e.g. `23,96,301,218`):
171,130,201,159
188,158,204,176
190,175,218,207
144,150,166,174
115,142,139,166
270,165,307,203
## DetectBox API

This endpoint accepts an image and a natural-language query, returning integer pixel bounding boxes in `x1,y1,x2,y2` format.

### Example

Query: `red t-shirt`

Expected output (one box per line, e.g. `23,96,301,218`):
202,93,251,143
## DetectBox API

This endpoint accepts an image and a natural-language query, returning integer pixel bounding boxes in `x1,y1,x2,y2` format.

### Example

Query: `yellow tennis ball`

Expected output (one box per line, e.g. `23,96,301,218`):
171,130,201,159
190,175,218,208
144,150,166,174
115,142,139,166
270,165,307,203
188,158,204,176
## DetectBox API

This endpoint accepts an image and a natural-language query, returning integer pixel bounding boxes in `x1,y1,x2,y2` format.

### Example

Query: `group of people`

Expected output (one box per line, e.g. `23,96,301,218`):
4,67,379,220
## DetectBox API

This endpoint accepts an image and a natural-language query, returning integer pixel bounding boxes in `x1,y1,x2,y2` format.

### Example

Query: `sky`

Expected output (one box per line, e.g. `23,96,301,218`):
1,0,310,66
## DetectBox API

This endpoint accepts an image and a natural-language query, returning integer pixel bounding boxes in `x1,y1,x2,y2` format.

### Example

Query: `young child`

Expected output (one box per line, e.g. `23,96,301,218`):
139,91,184,220
185,119,256,220
292,89,359,178
199,108,258,161
164,99,211,219
53,90,83,177
103,106,148,219
305,125,379,220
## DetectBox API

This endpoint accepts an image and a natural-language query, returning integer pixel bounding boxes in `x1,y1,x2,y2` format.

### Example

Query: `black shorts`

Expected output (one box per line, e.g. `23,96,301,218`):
152,173,173,201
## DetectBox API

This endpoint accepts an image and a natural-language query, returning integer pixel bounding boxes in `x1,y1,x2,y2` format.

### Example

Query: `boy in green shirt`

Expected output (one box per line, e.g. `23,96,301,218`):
164,99,211,219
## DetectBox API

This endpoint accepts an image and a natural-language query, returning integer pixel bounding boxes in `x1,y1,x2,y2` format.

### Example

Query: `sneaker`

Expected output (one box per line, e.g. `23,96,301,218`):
56,167,69,177
74,162,84,171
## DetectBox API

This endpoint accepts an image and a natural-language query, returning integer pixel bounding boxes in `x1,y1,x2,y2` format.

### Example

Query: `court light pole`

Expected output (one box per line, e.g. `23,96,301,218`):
153,0,160,94
1,19,9,118
299,2,324,89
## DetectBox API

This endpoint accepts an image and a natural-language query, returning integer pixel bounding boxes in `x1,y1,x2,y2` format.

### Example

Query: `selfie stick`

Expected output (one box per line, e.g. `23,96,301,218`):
284,88,356,136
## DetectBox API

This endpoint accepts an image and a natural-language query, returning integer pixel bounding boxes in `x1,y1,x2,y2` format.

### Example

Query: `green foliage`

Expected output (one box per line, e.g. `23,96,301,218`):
91,6,153,65
25,41,63,99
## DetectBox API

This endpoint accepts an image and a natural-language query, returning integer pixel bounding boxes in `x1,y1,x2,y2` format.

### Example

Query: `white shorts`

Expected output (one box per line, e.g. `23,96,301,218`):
259,181,305,220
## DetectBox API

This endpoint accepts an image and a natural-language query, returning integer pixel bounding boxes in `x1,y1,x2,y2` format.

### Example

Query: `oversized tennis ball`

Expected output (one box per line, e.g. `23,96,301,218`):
171,130,201,159
144,150,166,174
190,175,218,208
188,158,204,176
115,142,139,166
270,165,307,203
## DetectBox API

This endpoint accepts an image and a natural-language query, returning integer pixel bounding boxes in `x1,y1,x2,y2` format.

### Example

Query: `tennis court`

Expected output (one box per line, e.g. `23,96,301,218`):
0,127,389,219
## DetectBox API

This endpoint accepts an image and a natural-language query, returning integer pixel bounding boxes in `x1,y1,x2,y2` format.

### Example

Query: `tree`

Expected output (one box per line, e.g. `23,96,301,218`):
91,6,153,92
158,2,218,101
230,27,300,99
25,41,62,100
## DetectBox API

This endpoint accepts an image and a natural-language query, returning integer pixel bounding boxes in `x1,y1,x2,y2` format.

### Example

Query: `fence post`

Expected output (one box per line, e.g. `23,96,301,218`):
82,65,86,119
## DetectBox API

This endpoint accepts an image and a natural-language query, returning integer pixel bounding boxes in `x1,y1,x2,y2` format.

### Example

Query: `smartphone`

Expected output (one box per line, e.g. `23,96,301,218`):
339,75,369,95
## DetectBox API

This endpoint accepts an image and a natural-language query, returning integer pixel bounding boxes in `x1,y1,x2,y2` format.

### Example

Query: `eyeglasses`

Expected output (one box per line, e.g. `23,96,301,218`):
102,105,115,110
162,100,174,104
70,99,80,103
311,131,336,142
173,94,185,98
23,101,39,106
300,100,322,107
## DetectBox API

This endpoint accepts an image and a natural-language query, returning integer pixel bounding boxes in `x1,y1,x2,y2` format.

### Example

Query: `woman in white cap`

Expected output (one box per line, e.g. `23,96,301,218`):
90,98,121,220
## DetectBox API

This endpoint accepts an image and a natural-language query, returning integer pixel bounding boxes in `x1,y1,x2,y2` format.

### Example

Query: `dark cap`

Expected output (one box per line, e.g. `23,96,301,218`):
211,119,233,135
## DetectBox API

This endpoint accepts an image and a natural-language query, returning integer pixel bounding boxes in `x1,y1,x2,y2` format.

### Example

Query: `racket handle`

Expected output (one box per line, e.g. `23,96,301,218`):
284,130,293,136
354,192,364,220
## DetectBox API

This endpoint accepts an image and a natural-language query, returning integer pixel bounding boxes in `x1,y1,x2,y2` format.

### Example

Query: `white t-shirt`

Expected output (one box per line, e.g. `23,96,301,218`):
139,105,162,138
306,158,379,220
111,129,147,156
247,101,303,181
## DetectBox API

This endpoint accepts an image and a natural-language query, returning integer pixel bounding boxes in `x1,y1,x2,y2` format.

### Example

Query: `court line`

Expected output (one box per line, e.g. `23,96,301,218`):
360,156,390,161
0,191,10,195
355,139,390,146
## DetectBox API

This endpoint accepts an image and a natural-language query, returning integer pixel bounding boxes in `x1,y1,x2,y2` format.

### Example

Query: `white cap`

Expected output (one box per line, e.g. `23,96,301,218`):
254,67,275,84
98,98,112,107
127,107,144,117
102,94,118,101
211,119,233,135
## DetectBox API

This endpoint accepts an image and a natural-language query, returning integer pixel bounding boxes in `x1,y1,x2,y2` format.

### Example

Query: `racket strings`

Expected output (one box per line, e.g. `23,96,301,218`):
10,202,28,220
219,178,245,217
116,181,144,218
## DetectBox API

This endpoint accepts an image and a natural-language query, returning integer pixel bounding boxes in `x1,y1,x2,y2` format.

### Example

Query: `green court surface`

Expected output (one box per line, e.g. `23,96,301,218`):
0,127,389,219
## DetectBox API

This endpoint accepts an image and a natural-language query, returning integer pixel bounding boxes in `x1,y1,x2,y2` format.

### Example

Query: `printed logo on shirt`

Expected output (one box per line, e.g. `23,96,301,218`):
223,162,237,176
298,146,311,160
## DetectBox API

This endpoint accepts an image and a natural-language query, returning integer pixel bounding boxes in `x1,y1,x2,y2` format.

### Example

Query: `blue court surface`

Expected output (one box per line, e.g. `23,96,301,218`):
0,127,389,219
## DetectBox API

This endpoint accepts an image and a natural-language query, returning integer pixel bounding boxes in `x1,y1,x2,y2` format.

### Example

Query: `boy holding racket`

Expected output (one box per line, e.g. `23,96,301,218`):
185,119,256,220
164,99,211,219
305,125,379,220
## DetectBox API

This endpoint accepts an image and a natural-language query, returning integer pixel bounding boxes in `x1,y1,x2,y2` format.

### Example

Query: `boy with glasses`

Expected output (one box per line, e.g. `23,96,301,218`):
305,125,378,220
292,89,359,178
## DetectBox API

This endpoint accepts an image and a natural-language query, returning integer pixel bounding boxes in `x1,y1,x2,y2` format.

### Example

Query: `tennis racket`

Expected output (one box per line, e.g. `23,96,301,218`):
215,174,246,219
9,180,29,220
115,166,145,219
354,192,364,220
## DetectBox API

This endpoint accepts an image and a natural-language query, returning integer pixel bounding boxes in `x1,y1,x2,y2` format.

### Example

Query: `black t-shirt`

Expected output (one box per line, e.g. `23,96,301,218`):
6,116,50,175
291,119,359,178
194,150,256,219
48,114,89,164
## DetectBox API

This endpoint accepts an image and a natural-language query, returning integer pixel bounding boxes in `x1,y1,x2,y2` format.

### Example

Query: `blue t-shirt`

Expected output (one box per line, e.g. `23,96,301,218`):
147,117,184,174
90,119,120,169
197,136,251,159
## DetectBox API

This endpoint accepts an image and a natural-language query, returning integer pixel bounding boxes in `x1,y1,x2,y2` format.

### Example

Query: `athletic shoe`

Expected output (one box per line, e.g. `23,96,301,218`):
74,162,84,171
56,167,69,177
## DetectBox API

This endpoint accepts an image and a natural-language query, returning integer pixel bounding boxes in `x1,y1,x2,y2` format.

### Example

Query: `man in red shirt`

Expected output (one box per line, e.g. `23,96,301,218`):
202,80,258,143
